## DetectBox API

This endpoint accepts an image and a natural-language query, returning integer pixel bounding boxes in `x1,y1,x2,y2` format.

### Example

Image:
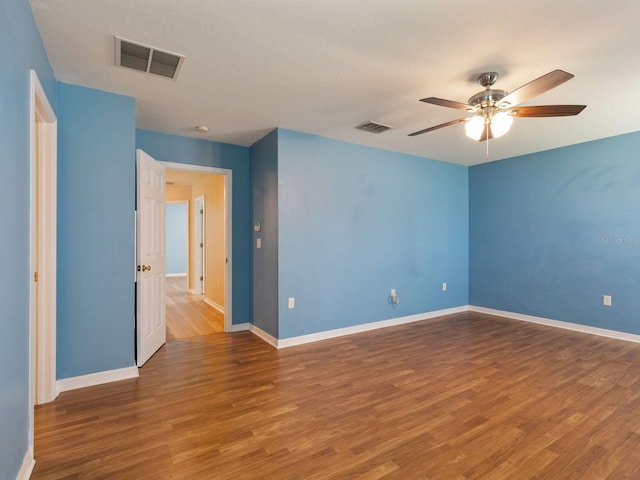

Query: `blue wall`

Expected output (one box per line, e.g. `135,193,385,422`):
470,132,640,334
276,129,469,338
250,130,279,337
57,83,136,378
166,203,188,274
0,0,57,476
136,129,252,325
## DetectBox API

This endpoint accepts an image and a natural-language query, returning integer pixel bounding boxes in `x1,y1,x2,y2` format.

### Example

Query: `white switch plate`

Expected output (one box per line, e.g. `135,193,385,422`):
256,238,262,249
603,295,612,306
442,282,447,291
288,297,295,309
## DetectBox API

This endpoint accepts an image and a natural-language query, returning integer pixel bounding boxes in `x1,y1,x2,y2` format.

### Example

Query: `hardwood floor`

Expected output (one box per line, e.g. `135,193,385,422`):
32,312,640,479
165,275,224,340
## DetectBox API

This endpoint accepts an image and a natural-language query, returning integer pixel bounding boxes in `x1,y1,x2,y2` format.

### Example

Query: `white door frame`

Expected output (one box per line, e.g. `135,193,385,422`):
28,70,58,456
160,161,233,331
194,194,205,295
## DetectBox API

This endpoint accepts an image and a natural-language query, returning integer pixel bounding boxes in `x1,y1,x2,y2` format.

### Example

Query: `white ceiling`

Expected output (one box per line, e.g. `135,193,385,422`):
30,0,640,165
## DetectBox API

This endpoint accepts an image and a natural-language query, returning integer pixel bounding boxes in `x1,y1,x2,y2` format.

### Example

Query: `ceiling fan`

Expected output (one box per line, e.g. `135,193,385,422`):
409,70,586,141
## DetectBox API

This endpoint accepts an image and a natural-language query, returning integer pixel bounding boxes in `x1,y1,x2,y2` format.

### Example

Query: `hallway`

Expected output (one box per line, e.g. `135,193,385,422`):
165,276,224,340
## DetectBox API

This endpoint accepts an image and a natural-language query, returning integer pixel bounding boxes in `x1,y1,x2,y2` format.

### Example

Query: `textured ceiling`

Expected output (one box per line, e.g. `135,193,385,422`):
30,0,640,165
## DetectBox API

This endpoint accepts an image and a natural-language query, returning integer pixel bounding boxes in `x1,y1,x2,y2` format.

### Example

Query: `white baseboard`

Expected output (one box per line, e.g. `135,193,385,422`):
16,446,35,480
57,366,139,393
227,322,250,333
204,296,225,314
248,306,469,349
249,324,278,348
165,273,187,277
470,306,640,344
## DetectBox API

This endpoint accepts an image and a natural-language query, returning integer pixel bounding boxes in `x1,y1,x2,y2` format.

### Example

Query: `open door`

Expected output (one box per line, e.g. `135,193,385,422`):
136,149,166,366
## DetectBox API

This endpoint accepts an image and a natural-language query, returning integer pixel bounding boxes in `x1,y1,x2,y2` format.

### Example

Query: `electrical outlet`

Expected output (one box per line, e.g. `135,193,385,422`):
442,282,447,291
288,297,295,309
603,295,612,306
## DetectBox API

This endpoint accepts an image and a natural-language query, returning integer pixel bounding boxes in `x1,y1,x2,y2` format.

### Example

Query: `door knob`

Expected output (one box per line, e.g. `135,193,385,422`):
137,265,151,272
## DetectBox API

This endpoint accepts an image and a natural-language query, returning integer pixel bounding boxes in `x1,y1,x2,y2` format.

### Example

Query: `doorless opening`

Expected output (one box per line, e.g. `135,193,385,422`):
139,160,233,336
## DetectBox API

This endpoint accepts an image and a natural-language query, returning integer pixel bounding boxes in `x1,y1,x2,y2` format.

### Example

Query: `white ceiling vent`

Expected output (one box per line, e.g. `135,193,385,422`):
115,37,185,80
355,121,393,134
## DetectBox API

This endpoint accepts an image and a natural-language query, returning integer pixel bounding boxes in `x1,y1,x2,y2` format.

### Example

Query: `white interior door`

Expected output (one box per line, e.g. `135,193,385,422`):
136,149,166,366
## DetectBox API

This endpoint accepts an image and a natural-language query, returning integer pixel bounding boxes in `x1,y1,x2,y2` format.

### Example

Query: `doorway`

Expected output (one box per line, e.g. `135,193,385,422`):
28,70,57,466
163,164,232,339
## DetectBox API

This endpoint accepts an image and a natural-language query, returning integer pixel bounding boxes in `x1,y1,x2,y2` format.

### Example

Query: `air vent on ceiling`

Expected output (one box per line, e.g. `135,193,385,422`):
355,121,393,134
115,36,185,80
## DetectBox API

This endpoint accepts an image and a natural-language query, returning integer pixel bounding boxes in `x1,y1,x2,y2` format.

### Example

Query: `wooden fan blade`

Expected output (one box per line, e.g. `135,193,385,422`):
408,118,467,136
420,97,472,111
509,105,586,117
479,123,493,142
500,70,574,107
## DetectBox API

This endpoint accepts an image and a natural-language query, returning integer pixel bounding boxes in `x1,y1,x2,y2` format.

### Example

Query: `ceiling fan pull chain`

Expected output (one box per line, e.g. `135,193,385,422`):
485,124,489,161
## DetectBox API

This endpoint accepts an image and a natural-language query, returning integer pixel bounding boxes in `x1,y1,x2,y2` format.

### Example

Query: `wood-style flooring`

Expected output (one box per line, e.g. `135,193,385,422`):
165,275,224,340
32,312,640,479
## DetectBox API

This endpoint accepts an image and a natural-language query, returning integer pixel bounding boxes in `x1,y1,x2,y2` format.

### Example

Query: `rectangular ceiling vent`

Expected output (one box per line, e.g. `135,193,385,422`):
355,121,393,134
115,36,185,80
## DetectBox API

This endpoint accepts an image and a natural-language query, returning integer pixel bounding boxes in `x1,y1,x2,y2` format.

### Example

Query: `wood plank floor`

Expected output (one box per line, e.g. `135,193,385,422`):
32,312,640,479
165,275,224,340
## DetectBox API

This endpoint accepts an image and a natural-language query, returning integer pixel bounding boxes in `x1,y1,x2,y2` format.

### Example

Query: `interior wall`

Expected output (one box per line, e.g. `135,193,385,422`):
192,174,226,308
0,0,57,476
166,185,192,287
166,185,192,201
57,83,136,378
469,131,640,334
165,203,188,275
250,129,279,337
136,129,252,325
276,129,469,339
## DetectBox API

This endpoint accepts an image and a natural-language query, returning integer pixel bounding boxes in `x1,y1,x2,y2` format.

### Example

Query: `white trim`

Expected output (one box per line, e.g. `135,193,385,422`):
16,446,35,480
158,161,233,333
204,296,225,314
470,306,640,344
247,306,469,349
194,194,205,296
249,324,278,348
56,366,139,393
227,322,250,333
166,273,187,278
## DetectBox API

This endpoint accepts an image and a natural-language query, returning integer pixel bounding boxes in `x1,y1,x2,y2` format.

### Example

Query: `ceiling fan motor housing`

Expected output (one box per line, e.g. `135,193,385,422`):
468,89,507,109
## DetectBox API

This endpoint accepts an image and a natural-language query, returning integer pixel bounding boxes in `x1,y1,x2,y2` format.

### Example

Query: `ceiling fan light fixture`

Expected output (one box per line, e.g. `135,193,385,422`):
465,115,485,140
491,111,514,138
